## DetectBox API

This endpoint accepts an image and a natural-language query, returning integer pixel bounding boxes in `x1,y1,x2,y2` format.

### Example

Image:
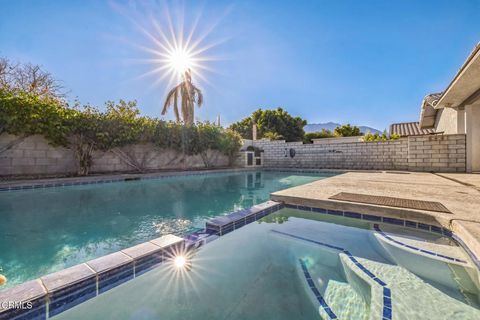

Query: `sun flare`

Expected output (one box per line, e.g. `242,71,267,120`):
174,256,187,269
167,47,194,75
114,0,229,92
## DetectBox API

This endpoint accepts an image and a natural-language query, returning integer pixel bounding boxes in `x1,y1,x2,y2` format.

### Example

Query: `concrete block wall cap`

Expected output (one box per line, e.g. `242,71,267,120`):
149,234,184,248
86,251,133,273
40,264,95,292
0,279,46,312
121,241,163,260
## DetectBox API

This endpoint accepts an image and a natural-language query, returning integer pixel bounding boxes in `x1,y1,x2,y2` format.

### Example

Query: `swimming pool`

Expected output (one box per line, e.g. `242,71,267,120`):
53,207,480,320
0,170,333,289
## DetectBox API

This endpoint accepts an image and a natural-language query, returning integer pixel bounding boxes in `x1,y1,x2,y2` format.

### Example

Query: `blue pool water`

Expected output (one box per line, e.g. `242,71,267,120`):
54,208,480,320
0,170,332,289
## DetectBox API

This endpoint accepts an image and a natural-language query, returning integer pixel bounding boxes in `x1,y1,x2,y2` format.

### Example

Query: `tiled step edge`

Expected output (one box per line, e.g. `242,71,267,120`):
374,224,468,265
299,259,338,319
205,201,284,236
0,234,185,320
271,230,391,320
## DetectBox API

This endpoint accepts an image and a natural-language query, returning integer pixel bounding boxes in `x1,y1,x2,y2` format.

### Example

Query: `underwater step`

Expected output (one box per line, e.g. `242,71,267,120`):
373,229,478,293
358,257,480,319
299,258,369,320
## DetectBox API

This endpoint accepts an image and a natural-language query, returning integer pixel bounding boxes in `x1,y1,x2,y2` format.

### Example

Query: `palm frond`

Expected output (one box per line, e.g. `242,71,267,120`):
172,90,180,121
162,86,179,115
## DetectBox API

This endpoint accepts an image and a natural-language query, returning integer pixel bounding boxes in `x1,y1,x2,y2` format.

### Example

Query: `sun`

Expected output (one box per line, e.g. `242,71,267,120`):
115,1,229,92
166,47,193,75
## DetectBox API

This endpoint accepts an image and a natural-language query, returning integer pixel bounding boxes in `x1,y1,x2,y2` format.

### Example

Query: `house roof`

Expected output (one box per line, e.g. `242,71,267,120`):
390,122,435,137
419,92,442,128
419,42,480,128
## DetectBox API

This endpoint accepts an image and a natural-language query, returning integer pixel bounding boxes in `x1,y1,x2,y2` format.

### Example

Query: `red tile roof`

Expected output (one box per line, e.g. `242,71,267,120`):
389,122,435,137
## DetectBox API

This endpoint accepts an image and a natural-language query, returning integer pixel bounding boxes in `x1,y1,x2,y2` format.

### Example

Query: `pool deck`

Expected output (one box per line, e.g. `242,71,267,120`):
271,171,480,261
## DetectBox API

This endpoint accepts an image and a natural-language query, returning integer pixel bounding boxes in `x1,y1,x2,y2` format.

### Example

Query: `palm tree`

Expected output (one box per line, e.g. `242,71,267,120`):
162,69,203,125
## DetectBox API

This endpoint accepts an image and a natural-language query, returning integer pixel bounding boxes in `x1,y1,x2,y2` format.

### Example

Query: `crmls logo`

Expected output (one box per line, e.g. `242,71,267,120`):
0,301,33,310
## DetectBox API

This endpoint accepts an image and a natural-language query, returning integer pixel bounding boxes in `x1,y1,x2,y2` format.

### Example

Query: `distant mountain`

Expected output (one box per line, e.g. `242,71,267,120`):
304,122,382,135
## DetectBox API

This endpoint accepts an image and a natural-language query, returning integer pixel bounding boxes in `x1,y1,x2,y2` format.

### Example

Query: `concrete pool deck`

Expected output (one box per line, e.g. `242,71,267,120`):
271,171,480,261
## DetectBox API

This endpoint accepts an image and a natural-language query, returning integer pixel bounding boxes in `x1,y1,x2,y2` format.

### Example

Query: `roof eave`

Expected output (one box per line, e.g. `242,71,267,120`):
435,43,480,109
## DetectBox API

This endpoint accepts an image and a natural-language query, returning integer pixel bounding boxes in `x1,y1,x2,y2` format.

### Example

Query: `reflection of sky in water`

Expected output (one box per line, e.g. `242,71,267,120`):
0,170,330,288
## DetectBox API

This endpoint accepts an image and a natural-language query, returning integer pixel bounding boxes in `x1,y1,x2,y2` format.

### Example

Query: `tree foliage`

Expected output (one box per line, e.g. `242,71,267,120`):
363,131,400,142
0,57,64,101
333,124,362,137
229,108,306,142
303,129,334,143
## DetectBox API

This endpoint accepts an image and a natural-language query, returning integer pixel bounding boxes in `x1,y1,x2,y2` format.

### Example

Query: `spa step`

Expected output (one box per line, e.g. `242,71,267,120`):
298,259,368,320
344,255,480,320
373,231,477,292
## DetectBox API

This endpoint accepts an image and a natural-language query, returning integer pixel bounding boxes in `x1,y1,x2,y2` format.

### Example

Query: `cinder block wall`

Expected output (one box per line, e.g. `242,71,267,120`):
0,133,467,176
0,134,229,176
248,134,466,172
407,134,466,172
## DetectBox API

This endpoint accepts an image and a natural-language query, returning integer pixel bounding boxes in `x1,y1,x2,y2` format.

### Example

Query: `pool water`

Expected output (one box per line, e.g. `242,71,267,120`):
0,170,332,289
54,208,480,320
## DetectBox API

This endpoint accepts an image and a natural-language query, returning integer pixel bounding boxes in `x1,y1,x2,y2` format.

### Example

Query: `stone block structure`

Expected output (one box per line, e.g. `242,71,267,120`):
245,134,466,172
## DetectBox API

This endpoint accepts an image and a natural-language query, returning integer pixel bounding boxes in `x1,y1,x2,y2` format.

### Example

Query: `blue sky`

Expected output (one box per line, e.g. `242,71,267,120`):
0,0,479,130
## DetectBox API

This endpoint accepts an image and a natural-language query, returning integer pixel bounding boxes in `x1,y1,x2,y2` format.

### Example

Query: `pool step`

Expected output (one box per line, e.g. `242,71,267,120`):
373,230,477,292
321,279,369,319
275,228,480,320
358,257,480,319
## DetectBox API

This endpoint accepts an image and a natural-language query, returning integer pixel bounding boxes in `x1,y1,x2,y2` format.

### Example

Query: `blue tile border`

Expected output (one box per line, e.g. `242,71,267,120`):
272,230,392,320
0,296,46,320
0,168,260,193
205,201,284,236
299,259,337,319
282,204,456,237
0,168,340,193
47,278,97,317
373,224,467,264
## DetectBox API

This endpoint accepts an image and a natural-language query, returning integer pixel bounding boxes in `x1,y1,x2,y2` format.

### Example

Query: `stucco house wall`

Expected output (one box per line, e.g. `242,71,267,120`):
434,108,465,134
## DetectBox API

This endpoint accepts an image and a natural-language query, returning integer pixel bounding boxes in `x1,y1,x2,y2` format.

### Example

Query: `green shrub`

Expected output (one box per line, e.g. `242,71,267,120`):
363,131,400,142
0,89,242,175
303,129,334,143
333,124,362,137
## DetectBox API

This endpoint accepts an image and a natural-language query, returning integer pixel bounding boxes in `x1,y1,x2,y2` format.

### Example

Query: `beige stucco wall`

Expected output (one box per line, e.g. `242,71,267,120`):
466,103,480,172
0,134,229,176
434,107,465,134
